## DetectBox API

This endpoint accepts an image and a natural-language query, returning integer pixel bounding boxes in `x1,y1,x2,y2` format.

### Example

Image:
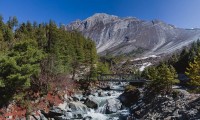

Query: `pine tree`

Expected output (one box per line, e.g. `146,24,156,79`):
7,16,18,29
3,27,14,45
88,65,98,80
0,30,7,51
142,66,158,80
0,38,45,102
0,15,4,30
144,64,178,96
97,62,110,74
35,24,47,50
185,55,200,88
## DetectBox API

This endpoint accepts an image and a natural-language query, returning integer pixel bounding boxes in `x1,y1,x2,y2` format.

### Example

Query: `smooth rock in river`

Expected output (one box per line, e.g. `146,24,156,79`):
105,98,122,114
84,96,98,109
98,91,107,97
119,88,140,107
68,101,88,113
107,92,112,96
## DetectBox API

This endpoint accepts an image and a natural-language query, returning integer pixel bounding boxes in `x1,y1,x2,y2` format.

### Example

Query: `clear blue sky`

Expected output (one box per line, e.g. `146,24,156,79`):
0,0,200,28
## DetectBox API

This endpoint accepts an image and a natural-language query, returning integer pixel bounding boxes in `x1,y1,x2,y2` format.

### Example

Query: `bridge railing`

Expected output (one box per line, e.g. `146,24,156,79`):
97,74,149,82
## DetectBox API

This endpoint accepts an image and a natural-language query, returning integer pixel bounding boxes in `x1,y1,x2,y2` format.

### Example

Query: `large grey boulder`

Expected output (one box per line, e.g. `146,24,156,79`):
68,101,88,113
119,88,140,107
84,96,98,109
105,98,122,114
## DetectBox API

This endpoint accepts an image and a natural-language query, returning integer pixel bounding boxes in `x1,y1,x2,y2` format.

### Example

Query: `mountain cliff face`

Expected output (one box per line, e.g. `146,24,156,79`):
66,13,200,56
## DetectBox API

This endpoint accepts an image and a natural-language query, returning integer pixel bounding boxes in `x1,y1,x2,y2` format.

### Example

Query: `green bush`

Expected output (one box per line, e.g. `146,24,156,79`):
125,85,136,92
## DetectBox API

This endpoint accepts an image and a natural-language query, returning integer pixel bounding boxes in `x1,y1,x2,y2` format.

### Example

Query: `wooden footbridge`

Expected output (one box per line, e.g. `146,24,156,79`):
98,74,149,83
98,74,150,88
97,74,150,83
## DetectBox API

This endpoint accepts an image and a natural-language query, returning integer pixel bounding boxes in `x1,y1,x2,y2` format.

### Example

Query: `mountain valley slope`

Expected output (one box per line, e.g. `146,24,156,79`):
66,13,200,57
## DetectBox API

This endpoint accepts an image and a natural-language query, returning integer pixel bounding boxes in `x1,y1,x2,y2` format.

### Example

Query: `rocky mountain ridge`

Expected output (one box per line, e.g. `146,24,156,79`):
66,13,200,57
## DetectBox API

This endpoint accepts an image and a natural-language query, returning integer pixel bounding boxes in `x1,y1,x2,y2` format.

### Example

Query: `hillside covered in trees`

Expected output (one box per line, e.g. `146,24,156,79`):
0,16,99,107
141,40,200,94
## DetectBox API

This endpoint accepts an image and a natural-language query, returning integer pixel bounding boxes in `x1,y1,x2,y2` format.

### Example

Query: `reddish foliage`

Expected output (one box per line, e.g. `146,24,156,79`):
0,105,26,119
46,92,63,106
0,74,78,119
0,91,64,119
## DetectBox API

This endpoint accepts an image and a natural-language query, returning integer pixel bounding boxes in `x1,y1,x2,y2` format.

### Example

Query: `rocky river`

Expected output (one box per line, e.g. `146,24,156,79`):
32,83,200,120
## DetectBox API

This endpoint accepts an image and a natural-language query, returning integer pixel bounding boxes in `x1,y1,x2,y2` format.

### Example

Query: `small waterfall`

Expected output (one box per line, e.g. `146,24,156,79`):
58,83,130,120
68,101,89,114
84,109,108,120
82,90,124,120
96,104,106,113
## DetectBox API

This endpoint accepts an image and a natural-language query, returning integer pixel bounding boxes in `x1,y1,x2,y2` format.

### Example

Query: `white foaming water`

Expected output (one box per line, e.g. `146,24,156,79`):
84,109,108,120
110,85,124,91
96,104,107,113
57,84,129,120
82,90,124,120
95,91,122,106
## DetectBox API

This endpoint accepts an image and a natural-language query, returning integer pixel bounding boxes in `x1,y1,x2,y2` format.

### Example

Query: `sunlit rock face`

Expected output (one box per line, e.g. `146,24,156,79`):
66,13,200,56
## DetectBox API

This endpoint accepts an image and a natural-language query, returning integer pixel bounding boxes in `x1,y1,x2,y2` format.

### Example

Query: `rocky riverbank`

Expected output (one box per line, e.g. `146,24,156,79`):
29,84,200,120
32,87,128,120
130,88,200,120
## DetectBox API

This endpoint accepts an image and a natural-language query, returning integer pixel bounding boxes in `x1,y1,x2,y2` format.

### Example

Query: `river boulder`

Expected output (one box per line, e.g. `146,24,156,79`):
98,91,107,97
105,98,122,114
84,96,98,109
40,107,63,119
83,90,92,96
68,101,88,113
119,87,140,107
107,92,112,96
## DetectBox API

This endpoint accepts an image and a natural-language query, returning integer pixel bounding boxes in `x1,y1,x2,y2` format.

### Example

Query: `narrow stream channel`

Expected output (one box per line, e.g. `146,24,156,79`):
57,83,131,120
